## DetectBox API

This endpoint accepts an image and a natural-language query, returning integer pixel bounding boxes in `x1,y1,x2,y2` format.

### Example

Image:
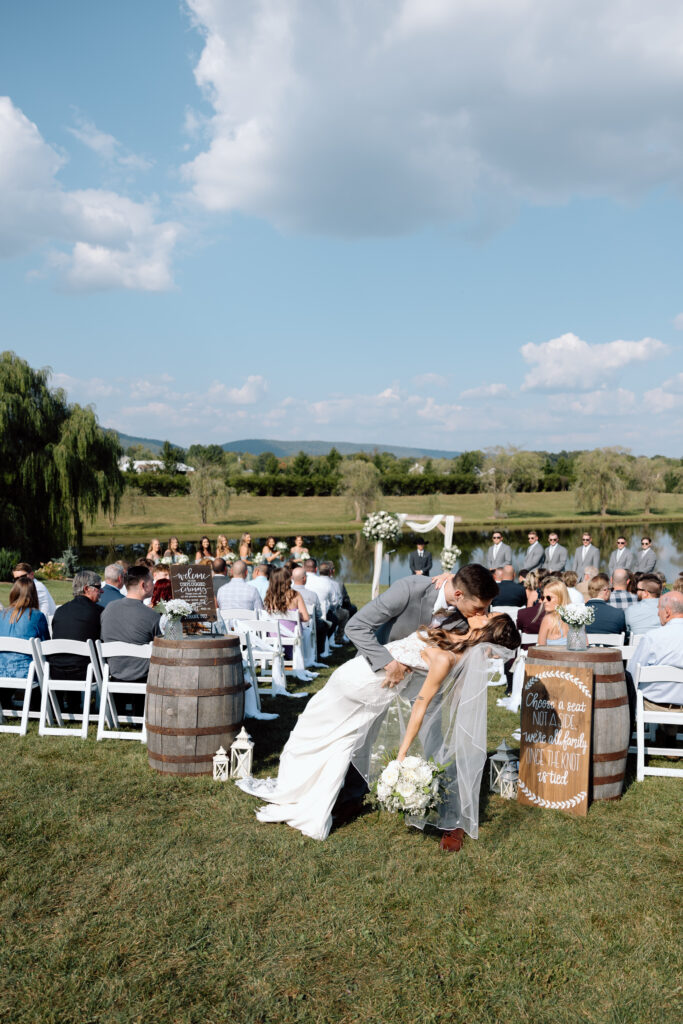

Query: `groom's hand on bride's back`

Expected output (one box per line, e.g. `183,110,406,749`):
382,659,409,688
432,572,454,589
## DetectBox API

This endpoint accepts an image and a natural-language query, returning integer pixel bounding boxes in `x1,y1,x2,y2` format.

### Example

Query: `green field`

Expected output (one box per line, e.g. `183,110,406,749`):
0,621,679,1024
83,490,683,546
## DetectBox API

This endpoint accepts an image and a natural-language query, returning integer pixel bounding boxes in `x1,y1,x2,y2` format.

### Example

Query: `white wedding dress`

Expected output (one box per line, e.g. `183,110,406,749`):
236,632,502,841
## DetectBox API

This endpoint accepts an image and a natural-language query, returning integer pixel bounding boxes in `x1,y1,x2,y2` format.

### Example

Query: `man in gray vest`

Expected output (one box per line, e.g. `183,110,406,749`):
608,536,635,576
522,530,545,571
635,537,657,574
544,532,568,573
571,532,600,574
486,531,512,571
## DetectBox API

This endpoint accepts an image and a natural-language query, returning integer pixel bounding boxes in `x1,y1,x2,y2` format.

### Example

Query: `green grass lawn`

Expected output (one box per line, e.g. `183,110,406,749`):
83,489,683,545
0,615,680,1023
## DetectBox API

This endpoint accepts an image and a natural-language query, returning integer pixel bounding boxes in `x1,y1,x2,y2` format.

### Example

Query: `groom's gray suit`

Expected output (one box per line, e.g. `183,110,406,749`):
346,575,465,673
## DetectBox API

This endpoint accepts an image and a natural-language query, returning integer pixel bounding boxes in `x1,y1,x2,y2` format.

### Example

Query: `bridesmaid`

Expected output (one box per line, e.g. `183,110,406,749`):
195,536,213,563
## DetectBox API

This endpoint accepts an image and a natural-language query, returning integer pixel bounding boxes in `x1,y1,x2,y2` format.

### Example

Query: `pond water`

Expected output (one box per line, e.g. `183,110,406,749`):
80,522,683,584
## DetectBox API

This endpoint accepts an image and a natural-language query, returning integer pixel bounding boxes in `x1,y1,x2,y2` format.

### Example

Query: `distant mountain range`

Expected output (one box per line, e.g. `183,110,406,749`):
115,432,458,460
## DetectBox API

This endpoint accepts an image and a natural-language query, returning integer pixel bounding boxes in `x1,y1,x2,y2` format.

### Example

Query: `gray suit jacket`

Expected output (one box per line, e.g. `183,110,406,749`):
636,548,656,574
544,544,568,572
571,544,600,573
608,549,635,575
486,543,512,570
346,575,456,672
522,542,545,571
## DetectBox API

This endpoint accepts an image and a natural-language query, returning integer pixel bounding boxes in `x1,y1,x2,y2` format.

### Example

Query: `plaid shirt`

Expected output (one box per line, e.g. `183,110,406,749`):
609,590,637,609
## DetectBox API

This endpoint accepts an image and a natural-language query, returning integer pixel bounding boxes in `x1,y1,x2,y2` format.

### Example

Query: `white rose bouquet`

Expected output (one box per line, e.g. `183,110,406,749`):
373,756,446,815
252,552,267,565
158,598,194,621
439,545,462,571
557,603,595,627
275,541,289,553
363,511,401,544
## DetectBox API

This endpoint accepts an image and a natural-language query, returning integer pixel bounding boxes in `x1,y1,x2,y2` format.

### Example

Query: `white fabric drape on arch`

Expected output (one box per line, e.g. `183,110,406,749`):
370,514,456,598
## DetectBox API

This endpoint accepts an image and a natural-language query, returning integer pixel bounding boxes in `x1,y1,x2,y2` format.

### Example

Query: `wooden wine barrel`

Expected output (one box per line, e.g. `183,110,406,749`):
146,636,248,775
526,647,630,801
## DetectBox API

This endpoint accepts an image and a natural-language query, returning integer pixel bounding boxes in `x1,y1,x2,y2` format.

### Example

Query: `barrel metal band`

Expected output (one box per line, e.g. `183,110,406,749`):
146,723,240,737
593,696,629,709
147,683,248,697
148,750,217,764
593,748,629,763
594,675,627,685
150,654,242,667
593,771,625,785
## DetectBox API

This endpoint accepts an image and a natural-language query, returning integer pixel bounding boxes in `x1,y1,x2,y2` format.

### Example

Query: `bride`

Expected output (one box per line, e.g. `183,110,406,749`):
236,613,521,842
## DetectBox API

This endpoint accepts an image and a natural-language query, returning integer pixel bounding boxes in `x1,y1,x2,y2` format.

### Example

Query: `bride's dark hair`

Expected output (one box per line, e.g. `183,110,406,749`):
419,613,521,655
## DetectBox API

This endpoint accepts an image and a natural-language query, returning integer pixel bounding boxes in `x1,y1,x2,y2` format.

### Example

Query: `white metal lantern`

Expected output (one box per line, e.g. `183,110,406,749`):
500,763,519,800
489,739,518,794
230,727,254,780
213,746,230,781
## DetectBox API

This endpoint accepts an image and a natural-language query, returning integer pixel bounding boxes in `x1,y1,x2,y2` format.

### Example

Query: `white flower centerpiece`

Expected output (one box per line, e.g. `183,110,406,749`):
158,598,194,641
557,602,595,651
373,756,446,817
363,511,401,544
439,545,462,571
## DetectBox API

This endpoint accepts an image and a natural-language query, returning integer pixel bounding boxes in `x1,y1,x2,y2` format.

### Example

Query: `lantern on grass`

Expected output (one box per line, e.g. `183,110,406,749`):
230,727,254,780
500,763,519,800
489,739,518,794
213,746,230,781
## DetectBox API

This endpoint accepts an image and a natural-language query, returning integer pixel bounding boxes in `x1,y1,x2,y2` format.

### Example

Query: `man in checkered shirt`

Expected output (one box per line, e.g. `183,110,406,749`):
609,568,637,610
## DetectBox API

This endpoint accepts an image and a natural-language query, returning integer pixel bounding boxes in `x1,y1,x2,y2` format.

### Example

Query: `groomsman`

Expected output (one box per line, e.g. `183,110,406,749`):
408,540,432,576
545,532,568,572
608,536,635,576
636,537,657,574
522,530,545,570
571,532,601,574
486,531,512,571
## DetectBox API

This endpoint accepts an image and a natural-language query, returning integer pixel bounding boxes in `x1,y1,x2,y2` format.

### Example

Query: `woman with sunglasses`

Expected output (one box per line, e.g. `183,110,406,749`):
537,579,571,647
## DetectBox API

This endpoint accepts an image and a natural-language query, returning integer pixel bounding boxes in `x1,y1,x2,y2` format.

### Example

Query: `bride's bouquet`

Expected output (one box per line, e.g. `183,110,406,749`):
373,756,446,815
363,511,401,544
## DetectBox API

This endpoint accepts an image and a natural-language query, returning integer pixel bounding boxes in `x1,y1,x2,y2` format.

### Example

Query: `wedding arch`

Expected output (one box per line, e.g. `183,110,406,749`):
370,512,461,598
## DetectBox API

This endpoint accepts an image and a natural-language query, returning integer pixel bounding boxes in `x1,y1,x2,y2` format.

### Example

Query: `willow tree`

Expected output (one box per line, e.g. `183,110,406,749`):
0,351,123,557
480,447,544,517
572,447,628,516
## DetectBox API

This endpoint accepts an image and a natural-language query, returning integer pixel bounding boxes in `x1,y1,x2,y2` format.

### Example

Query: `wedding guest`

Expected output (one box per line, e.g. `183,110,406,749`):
537,579,571,647
486,531,512,571
101,567,162,716
261,537,280,564
544,533,568,573
320,561,352,642
491,564,526,608
584,574,626,635
409,540,433,576
629,591,683,738
238,533,253,564
303,558,341,645
50,571,103,707
216,560,263,616
625,575,662,636
146,538,163,563
0,577,50,678
212,557,230,597
609,568,638,610
216,535,233,559
571,532,600,574
517,579,545,639
264,568,310,622
12,562,56,619
98,563,125,608
291,566,330,658
522,530,545,571
290,536,310,560
136,557,155,570
151,564,172,607
576,566,599,600
608,536,635,575
167,536,183,563
195,536,213,563
248,564,270,601
561,571,585,605
673,575,683,594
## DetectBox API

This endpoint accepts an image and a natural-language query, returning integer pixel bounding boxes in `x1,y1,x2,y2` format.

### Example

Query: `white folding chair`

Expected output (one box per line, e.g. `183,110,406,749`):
0,639,41,735
34,638,102,738
588,632,625,646
234,622,305,698
259,610,315,681
521,632,540,647
491,606,521,619
242,634,278,721
302,605,325,668
218,607,258,633
96,640,152,742
630,665,683,781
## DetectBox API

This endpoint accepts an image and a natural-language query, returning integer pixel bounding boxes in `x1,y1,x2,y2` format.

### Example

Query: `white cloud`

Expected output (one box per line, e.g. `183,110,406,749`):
520,332,667,391
460,382,510,400
68,114,153,171
0,97,178,290
182,0,683,235
644,372,683,411
674,313,683,330
413,372,446,390
225,375,269,404
569,387,636,416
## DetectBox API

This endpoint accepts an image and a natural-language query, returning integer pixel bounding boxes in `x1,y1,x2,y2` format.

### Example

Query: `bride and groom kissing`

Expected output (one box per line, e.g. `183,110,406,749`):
237,564,521,850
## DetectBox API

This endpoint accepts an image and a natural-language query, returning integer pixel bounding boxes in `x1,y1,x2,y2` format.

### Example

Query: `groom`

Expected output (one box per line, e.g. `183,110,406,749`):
341,564,499,850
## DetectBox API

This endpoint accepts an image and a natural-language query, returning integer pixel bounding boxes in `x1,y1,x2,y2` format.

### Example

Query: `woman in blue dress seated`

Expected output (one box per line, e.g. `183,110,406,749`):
0,577,50,677
537,578,570,648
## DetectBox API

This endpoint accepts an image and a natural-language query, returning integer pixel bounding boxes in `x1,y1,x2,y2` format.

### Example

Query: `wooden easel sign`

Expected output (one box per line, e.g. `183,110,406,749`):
169,563,217,622
518,663,593,817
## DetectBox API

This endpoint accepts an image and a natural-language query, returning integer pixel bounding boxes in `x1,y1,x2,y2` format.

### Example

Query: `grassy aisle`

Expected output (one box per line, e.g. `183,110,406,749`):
0,637,680,1023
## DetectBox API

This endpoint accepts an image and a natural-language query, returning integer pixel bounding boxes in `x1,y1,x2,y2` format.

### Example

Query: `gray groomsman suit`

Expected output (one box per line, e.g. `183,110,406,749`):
571,544,601,574
544,543,568,573
607,548,635,576
486,543,512,570
522,542,545,571
635,548,657,574
346,575,466,673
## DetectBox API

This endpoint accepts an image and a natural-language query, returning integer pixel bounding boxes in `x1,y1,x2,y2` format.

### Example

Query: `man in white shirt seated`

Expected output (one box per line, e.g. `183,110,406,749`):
291,566,330,659
216,560,263,619
630,591,683,739
625,575,662,637
248,564,270,601
12,562,56,619
303,558,341,646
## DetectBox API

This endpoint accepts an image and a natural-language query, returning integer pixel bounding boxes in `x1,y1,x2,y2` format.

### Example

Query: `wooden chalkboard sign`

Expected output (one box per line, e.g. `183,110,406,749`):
169,563,217,622
518,662,594,817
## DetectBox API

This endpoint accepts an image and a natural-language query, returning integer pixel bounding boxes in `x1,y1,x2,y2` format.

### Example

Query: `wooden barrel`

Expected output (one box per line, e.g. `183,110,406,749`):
146,636,248,775
526,647,630,802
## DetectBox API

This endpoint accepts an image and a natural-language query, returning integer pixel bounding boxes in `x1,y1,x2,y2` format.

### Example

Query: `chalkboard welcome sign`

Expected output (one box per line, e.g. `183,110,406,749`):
518,663,593,817
169,563,217,622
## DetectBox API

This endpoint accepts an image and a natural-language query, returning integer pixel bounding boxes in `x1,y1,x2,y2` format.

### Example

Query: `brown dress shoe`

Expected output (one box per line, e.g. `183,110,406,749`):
439,828,465,852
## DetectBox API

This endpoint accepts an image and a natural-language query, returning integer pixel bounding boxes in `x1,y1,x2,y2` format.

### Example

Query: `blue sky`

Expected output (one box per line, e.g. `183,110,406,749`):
1,0,682,454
